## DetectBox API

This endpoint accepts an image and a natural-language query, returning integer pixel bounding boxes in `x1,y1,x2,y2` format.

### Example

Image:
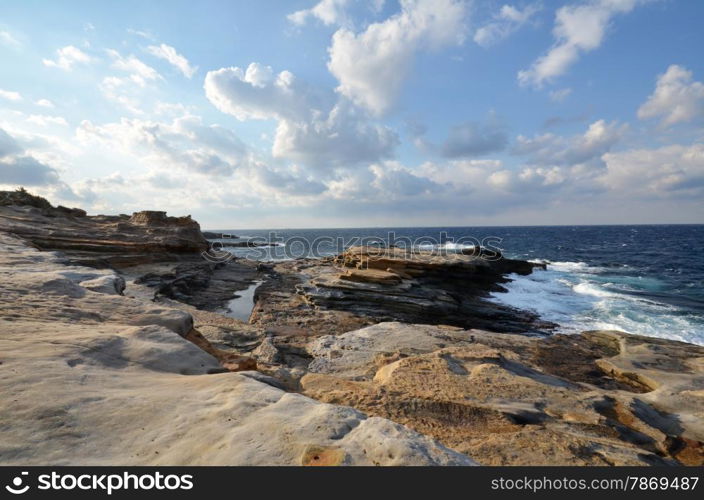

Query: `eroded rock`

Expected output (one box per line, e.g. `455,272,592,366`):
0,233,474,466
0,192,208,267
300,322,704,466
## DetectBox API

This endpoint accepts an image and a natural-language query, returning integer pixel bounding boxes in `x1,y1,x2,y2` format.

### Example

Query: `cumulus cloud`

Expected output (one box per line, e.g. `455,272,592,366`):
0,127,63,187
288,0,353,27
600,143,704,197
0,89,22,101
637,65,704,128
272,102,398,168
147,43,197,78
513,119,627,167
327,0,468,115
518,0,648,87
0,156,61,186
474,3,542,47
205,63,317,121
76,114,248,176
369,161,443,197
254,163,327,195
42,45,92,70
205,63,398,169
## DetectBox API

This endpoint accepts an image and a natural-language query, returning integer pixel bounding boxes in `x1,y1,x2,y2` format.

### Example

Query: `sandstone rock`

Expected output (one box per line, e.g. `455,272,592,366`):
0,233,476,466
301,322,704,466
0,193,208,267
340,269,403,285
251,247,554,336
253,336,282,364
80,275,126,295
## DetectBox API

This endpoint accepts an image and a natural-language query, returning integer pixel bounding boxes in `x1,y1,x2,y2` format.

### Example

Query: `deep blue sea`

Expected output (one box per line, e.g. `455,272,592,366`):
209,225,704,345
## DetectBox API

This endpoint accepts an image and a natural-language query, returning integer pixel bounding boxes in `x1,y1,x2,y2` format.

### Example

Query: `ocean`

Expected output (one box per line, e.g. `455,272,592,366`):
209,225,704,345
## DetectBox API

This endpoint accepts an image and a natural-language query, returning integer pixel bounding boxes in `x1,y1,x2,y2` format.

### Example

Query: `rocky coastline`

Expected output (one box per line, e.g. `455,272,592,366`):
0,190,702,466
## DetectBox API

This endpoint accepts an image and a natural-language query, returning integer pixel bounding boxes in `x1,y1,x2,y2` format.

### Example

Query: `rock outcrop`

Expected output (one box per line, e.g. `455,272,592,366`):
0,233,475,466
299,322,704,466
0,191,208,267
251,246,553,336
2,192,702,467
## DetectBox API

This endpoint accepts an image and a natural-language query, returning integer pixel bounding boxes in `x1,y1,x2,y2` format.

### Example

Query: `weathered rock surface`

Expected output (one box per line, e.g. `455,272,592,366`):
299,322,704,466
3,193,702,467
0,191,207,267
131,259,260,311
0,233,475,466
251,246,552,337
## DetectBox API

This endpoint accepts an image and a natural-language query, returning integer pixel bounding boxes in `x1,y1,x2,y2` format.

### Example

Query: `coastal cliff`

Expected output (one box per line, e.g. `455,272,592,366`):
0,191,702,466
0,189,208,267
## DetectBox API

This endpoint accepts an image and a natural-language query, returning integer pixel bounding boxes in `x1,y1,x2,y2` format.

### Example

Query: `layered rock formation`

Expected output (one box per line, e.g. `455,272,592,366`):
0,190,207,267
250,246,553,337
0,233,474,465
299,323,704,466
2,192,702,467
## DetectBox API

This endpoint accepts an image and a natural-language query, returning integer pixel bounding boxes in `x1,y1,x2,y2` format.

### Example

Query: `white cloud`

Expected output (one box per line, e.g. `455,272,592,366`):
76,114,248,177
327,0,468,115
35,99,55,108
601,143,704,196
518,0,648,87
42,45,92,70
107,49,161,86
100,76,144,114
100,50,162,114
549,87,572,102
370,161,443,197
0,89,22,102
147,43,197,78
127,28,156,40
513,119,627,167
288,0,352,27
26,115,69,127
205,63,397,169
205,63,316,121
474,3,542,47
272,102,398,168
253,164,326,195
637,65,704,128
0,31,21,47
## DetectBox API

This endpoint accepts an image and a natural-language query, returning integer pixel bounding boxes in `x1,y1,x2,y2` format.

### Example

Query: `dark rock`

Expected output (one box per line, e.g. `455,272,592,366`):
202,231,236,239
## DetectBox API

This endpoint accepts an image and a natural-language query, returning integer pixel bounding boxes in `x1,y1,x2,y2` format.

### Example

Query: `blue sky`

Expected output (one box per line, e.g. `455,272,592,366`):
1,0,703,228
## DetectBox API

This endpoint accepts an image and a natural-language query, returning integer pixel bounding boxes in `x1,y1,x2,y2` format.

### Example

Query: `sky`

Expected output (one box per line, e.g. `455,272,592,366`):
0,0,703,229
